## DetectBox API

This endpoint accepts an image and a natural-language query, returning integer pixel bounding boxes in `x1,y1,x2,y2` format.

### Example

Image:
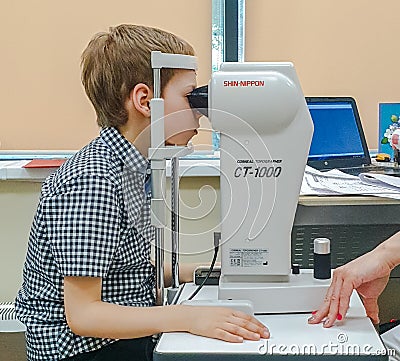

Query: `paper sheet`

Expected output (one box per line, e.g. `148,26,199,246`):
301,166,400,199
0,160,30,169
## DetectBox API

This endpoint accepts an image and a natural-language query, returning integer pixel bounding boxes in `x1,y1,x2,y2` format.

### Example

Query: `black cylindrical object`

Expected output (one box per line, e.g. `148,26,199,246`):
313,238,331,280
291,263,300,275
186,85,208,117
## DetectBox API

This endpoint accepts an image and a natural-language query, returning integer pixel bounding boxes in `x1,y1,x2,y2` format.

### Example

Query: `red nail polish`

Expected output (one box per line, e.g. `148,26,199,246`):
337,313,343,321
312,310,317,315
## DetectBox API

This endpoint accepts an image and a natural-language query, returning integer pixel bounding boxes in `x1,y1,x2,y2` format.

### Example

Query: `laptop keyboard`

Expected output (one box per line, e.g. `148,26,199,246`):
340,165,400,177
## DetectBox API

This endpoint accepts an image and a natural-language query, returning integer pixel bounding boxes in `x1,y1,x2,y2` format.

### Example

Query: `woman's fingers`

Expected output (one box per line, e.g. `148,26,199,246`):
308,269,352,327
308,279,336,324
323,275,344,327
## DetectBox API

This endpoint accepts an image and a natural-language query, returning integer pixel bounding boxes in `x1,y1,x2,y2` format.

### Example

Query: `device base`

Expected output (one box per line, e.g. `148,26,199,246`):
218,269,330,313
181,299,254,315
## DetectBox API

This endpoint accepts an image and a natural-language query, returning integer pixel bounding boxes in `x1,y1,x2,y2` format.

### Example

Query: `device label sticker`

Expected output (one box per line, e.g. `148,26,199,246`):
229,248,269,267
234,159,283,178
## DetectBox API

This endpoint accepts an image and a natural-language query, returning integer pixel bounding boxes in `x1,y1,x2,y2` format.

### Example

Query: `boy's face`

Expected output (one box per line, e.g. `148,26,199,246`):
163,69,201,146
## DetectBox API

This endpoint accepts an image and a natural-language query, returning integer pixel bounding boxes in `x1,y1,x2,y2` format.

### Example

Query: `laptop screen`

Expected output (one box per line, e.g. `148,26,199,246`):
306,97,371,170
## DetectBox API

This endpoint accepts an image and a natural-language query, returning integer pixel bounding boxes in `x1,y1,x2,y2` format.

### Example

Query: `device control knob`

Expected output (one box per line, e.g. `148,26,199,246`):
291,263,300,275
313,238,331,280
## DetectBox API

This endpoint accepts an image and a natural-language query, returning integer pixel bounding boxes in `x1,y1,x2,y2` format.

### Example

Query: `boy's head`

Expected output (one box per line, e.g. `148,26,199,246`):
81,24,195,128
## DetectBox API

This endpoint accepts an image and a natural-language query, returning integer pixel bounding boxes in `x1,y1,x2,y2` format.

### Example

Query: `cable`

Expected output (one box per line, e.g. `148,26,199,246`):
187,232,220,301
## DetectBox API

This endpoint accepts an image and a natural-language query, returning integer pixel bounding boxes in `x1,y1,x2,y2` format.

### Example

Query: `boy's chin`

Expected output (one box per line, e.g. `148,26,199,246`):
165,140,188,146
165,131,197,147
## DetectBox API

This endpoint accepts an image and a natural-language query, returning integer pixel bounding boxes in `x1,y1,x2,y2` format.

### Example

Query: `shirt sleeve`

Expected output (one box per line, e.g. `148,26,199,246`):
44,175,122,278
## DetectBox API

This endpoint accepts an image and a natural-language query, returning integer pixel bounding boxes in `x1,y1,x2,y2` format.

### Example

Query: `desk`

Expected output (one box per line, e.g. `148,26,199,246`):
0,156,219,181
154,284,387,360
294,195,400,274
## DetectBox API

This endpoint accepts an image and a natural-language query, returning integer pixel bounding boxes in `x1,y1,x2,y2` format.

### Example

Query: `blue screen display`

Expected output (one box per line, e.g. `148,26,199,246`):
307,102,365,160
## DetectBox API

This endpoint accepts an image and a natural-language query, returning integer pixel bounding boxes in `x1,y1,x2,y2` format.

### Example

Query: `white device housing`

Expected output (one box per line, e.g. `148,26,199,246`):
211,63,329,312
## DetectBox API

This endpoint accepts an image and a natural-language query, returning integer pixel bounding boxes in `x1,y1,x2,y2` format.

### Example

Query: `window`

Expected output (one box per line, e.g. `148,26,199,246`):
212,0,245,72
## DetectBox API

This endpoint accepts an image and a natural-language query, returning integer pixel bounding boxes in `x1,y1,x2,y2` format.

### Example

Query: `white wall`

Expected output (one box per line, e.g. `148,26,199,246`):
0,182,41,301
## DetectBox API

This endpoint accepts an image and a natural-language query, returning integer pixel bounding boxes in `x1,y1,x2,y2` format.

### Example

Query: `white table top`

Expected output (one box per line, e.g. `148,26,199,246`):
155,284,386,358
0,155,220,181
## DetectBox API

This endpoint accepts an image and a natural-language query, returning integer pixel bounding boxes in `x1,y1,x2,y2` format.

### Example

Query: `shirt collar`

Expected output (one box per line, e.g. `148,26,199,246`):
100,127,148,173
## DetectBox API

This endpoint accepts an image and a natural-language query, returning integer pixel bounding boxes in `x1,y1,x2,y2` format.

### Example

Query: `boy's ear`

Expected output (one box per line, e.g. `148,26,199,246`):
130,83,152,117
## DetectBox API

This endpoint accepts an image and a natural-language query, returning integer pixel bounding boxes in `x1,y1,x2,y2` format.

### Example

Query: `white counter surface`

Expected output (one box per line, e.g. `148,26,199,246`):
155,284,387,359
0,155,220,181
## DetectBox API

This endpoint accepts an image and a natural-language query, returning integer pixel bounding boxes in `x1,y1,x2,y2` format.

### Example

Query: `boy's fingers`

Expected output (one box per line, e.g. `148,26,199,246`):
223,322,261,341
214,328,244,343
230,316,262,332
231,311,268,329
230,312,270,338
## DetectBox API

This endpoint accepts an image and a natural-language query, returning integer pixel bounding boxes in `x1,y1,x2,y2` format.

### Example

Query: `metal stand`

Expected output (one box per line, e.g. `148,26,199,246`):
167,157,181,304
149,51,197,306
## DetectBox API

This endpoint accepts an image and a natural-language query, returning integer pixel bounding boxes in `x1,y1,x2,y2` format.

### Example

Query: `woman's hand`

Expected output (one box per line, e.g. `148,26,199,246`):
308,247,393,327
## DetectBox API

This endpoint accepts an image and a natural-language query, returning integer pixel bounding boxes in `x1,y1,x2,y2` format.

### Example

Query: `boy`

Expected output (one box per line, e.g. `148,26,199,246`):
15,24,269,361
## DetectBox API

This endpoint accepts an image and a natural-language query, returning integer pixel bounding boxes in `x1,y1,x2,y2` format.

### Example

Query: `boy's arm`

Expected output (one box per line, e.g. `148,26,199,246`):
64,276,269,342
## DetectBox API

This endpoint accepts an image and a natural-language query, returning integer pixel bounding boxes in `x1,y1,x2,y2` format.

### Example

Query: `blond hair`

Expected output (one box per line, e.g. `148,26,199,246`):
81,24,195,128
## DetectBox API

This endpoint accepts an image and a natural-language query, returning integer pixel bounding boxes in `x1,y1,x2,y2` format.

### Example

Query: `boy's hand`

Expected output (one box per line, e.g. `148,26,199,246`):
183,306,270,343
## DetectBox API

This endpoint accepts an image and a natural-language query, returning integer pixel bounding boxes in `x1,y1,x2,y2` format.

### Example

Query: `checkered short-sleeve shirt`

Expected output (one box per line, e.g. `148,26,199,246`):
15,127,155,360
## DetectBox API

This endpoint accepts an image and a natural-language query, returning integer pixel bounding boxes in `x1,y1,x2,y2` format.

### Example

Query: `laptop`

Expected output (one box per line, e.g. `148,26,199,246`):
306,96,400,176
